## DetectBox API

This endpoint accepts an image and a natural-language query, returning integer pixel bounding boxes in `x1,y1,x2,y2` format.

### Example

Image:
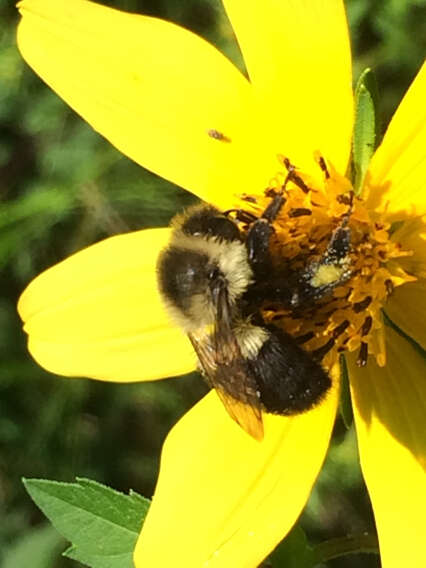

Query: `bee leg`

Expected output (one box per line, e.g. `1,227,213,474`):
263,156,314,223
260,191,287,223
290,199,354,308
314,194,354,282
245,218,274,277
321,223,351,265
322,193,353,264
246,189,291,276
245,159,304,274
245,164,354,311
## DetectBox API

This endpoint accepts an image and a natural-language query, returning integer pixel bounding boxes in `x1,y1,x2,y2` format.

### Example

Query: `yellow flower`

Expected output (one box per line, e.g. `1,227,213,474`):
17,1,426,567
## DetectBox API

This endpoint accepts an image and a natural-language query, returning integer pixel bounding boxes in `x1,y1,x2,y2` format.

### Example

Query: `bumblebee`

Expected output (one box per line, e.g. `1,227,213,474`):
157,167,352,439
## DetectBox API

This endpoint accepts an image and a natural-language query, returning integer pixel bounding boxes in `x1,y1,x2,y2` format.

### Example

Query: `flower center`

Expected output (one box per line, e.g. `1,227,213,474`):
235,156,415,370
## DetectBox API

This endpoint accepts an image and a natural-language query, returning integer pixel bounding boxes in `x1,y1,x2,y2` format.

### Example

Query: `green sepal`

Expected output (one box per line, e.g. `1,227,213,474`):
23,477,150,568
353,68,381,194
268,525,316,568
339,354,353,429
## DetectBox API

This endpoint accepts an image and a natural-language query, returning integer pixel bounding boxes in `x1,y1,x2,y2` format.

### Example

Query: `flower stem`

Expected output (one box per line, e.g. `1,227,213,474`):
314,533,379,562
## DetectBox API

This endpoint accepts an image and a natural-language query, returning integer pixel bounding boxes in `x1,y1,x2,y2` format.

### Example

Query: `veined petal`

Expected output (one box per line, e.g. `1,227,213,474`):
17,0,277,209
367,61,426,218
222,0,353,175
348,327,426,568
18,228,195,381
134,377,339,568
385,281,426,351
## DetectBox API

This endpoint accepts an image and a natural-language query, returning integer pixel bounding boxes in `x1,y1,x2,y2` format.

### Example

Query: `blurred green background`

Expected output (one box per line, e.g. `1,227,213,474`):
0,0,425,566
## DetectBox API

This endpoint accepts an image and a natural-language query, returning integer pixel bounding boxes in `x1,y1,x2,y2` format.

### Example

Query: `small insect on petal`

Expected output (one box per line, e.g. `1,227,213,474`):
207,129,231,143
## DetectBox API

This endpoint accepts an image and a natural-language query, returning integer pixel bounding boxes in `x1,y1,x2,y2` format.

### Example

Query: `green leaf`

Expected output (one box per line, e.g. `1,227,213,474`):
268,525,316,568
338,354,353,429
353,68,380,194
23,477,150,568
64,545,134,568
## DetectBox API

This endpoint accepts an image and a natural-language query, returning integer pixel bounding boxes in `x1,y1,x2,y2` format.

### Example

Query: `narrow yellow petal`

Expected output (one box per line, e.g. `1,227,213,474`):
18,229,195,381
17,0,277,209
367,61,426,218
134,377,339,567
348,327,426,568
390,214,426,279
385,281,426,350
222,0,353,175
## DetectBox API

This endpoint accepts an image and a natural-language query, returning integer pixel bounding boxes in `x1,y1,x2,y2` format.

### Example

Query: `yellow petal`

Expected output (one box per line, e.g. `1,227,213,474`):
222,0,353,175
367,61,426,218
18,228,195,381
348,327,426,568
17,0,277,209
385,281,426,351
134,377,339,567
391,214,426,279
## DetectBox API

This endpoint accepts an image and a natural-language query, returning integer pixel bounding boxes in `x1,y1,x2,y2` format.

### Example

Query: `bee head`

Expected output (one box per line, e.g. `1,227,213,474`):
157,246,231,330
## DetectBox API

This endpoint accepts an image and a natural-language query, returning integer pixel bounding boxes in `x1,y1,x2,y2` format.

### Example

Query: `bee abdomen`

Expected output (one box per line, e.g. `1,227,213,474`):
248,326,331,414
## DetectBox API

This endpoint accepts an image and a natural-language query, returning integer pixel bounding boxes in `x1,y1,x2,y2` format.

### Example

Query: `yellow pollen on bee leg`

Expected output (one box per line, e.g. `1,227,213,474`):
310,264,347,288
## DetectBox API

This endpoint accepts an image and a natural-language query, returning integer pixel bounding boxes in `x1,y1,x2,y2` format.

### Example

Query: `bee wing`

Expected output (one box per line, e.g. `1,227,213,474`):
188,285,264,441
188,331,264,441
214,387,264,441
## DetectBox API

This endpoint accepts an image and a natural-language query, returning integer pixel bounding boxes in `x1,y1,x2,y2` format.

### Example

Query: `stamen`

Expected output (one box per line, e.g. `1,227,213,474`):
317,155,330,179
235,153,414,372
338,336,351,352
295,331,315,344
353,296,372,313
281,157,310,193
332,320,350,338
289,208,312,218
265,188,278,198
336,194,353,206
290,173,310,194
312,338,335,361
224,209,258,224
385,279,394,295
241,194,257,204
357,342,369,367
361,316,373,336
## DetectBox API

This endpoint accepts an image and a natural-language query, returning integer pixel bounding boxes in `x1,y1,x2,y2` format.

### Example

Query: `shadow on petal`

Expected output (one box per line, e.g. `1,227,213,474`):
348,326,426,469
349,326,426,567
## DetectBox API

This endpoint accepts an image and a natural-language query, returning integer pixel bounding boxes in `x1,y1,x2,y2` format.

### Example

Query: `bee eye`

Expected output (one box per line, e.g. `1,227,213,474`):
208,266,220,281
